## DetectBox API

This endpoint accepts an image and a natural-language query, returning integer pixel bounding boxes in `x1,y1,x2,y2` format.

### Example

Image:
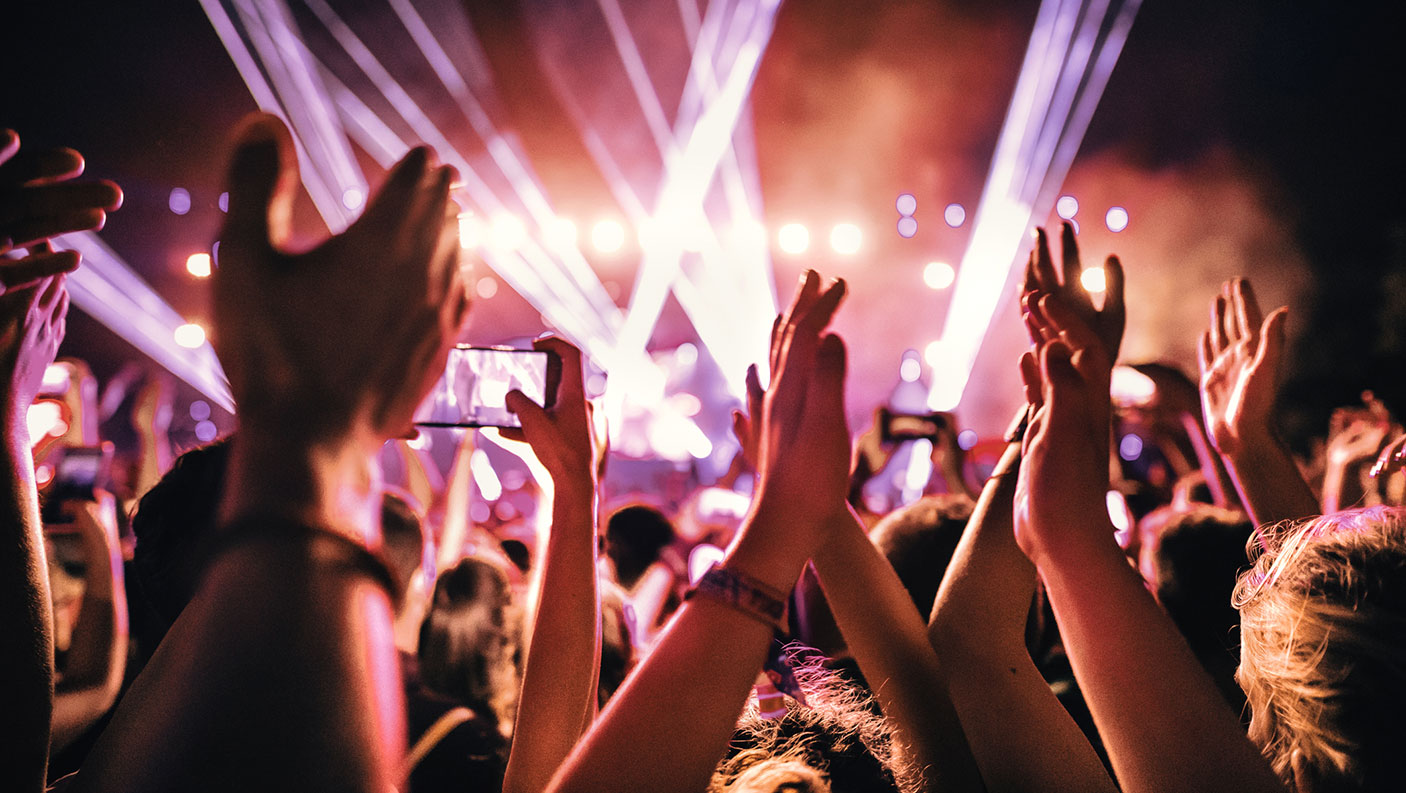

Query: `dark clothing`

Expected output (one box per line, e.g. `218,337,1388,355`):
401,651,507,793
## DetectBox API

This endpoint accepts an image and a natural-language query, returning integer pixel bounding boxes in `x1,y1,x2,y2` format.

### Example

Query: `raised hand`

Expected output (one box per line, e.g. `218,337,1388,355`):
0,276,69,429
504,337,595,498
0,130,122,291
1025,221,1125,364
214,114,469,449
1196,278,1287,457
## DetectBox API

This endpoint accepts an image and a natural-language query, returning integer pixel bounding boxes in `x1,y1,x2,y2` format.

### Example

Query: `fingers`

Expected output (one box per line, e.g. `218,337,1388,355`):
0,130,17,165
1102,255,1126,344
808,333,849,428
1234,278,1263,341
221,113,298,252
0,146,86,186
1210,293,1229,353
1197,330,1214,375
1035,293,1101,353
1031,227,1059,292
505,388,551,440
1,249,80,291
1018,349,1042,408
3,208,108,251
406,166,456,283
1251,306,1288,374
1039,340,1085,418
532,336,585,405
1059,221,1085,296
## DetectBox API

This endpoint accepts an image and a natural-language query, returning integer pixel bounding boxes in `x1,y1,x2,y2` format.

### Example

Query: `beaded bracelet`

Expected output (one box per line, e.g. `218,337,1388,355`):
205,515,401,609
686,563,789,630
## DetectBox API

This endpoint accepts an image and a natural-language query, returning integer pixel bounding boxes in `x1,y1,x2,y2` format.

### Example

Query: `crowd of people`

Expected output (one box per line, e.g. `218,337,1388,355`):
3,110,1406,793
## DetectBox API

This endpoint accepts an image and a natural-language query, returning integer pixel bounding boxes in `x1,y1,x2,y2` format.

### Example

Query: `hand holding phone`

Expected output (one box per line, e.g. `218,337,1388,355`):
879,408,953,444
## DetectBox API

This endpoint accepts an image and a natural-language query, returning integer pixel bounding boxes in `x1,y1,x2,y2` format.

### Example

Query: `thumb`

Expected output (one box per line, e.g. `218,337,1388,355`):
811,333,849,429
221,113,297,251
1040,340,1083,412
1252,306,1288,373
505,388,552,447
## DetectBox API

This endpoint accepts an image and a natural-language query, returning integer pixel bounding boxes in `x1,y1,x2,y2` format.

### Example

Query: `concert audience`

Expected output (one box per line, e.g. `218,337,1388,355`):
2,107,1405,793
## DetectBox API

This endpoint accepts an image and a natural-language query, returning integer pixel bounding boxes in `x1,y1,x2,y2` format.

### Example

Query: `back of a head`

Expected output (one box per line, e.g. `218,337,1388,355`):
380,489,426,600
418,556,521,735
869,494,973,618
1236,506,1406,792
605,503,676,589
130,439,232,638
711,656,911,793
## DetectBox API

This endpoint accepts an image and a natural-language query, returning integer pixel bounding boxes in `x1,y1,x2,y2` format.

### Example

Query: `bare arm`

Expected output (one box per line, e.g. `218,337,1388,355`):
502,338,602,793
928,441,1117,793
812,505,983,793
548,272,850,793
51,497,128,753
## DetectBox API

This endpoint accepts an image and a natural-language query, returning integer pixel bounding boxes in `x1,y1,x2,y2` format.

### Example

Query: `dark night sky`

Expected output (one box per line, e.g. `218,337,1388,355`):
5,0,1403,449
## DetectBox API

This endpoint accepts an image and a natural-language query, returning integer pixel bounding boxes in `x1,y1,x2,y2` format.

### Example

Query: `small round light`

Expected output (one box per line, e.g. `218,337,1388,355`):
944,203,966,228
169,187,192,215
476,276,499,299
186,253,212,278
1080,267,1107,294
1119,433,1144,461
923,261,955,290
895,193,917,216
1106,206,1129,233
190,400,211,421
957,429,978,450
218,192,229,213
899,356,922,383
777,223,810,255
342,187,365,210
174,323,206,349
675,342,698,367
591,219,625,253
195,420,218,443
897,216,918,238
1056,195,1079,220
830,223,862,255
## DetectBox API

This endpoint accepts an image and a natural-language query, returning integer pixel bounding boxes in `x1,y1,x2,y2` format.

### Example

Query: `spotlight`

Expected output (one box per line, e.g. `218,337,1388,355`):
923,261,955,290
1056,195,1079,219
174,323,206,349
186,253,212,278
591,219,625,253
830,223,862,255
777,223,810,255
1080,267,1107,294
490,214,527,250
457,214,483,249
1106,206,1129,233
943,203,966,228
545,217,578,251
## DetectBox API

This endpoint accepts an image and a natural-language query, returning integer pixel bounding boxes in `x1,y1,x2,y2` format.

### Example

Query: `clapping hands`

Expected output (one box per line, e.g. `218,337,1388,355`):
1196,278,1287,457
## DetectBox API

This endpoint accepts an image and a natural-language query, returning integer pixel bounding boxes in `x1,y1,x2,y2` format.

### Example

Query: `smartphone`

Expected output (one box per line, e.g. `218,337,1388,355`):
415,346,561,429
880,409,952,443
41,443,114,526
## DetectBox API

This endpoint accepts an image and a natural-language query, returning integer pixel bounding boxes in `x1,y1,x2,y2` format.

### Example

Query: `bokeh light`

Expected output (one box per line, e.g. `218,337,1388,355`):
830,223,862,255
195,420,218,443
168,187,191,215
189,400,211,421
1106,206,1129,232
186,252,212,278
174,323,206,349
591,219,625,253
896,193,917,216
476,276,499,299
957,429,978,450
1119,433,1144,461
923,261,955,290
777,223,810,255
897,216,918,238
1080,266,1107,294
943,203,966,228
1056,195,1079,219
342,187,365,210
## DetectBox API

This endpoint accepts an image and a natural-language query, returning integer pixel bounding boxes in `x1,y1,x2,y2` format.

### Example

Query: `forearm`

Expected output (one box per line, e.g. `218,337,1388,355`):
506,485,601,793
930,445,1115,793
53,521,128,752
1037,536,1284,793
1220,430,1319,526
1180,413,1236,508
812,506,981,793
0,428,54,793
545,502,805,793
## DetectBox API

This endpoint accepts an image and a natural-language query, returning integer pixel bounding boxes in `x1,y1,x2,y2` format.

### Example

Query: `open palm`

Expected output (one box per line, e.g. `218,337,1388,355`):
1197,279,1287,457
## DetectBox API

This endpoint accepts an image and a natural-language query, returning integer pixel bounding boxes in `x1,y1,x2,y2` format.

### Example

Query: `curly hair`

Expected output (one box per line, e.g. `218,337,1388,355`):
1234,506,1406,792
710,653,917,793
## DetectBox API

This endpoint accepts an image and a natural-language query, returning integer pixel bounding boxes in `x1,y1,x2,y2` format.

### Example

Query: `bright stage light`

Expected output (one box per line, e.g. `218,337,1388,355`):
1056,195,1079,219
591,219,625,253
457,214,483,248
897,217,918,238
169,188,192,216
1080,266,1107,294
544,217,578,251
1106,206,1129,232
174,323,207,349
186,253,212,278
944,203,966,228
26,402,65,446
830,223,862,255
923,339,944,367
490,213,527,250
777,223,809,255
923,261,955,290
896,193,917,216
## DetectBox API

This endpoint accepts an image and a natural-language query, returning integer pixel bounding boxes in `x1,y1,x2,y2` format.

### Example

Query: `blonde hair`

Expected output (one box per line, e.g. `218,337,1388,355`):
1234,506,1406,791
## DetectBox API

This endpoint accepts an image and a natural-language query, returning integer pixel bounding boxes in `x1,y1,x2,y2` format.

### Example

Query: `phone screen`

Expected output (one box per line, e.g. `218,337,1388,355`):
882,411,949,443
41,444,113,525
414,347,560,428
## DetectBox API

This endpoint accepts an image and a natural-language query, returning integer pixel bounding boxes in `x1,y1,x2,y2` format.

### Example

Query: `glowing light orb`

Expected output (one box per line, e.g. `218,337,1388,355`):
830,223,862,255
490,214,527,250
897,216,918,238
168,188,191,215
186,253,212,278
896,193,917,216
777,223,810,255
342,188,365,210
1119,433,1144,461
957,429,978,450
1106,206,1129,233
195,420,218,443
545,217,578,251
190,400,211,421
1080,267,1107,294
174,323,206,349
923,261,955,290
476,276,499,299
943,203,966,228
1056,195,1079,219
591,219,625,253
